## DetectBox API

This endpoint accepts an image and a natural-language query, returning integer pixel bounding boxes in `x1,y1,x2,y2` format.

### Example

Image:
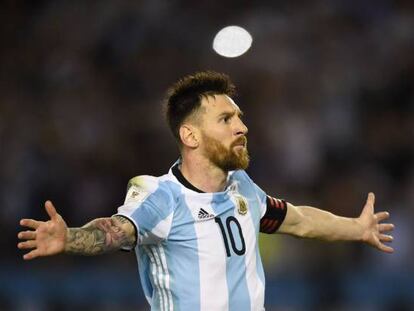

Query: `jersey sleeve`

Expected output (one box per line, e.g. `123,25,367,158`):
115,175,174,248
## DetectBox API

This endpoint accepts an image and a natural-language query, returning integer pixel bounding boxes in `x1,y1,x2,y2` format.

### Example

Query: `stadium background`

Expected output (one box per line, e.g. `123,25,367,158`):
1,1,413,310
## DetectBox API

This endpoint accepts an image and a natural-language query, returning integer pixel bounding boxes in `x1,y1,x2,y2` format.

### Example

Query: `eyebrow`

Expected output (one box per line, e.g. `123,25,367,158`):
217,109,244,119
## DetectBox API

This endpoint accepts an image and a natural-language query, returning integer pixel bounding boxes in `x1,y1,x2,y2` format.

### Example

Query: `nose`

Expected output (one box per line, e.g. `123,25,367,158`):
235,118,248,136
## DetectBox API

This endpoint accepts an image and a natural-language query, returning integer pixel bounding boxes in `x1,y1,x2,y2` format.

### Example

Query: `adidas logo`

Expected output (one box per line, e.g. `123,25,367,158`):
198,208,215,220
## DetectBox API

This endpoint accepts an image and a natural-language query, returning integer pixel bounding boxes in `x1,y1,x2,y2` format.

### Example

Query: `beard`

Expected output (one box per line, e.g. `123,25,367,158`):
201,132,250,171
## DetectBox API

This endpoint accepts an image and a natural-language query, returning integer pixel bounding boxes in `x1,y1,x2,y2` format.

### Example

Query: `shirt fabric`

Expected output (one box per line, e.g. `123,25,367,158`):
116,161,287,311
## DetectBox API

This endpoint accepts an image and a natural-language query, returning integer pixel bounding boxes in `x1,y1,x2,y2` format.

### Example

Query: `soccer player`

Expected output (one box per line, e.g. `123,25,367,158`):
18,71,394,311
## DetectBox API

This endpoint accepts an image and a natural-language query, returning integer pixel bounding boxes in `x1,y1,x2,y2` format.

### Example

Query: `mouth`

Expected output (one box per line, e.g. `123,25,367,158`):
232,137,247,149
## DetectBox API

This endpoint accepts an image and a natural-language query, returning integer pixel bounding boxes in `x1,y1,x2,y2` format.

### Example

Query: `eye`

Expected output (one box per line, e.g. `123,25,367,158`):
219,115,231,123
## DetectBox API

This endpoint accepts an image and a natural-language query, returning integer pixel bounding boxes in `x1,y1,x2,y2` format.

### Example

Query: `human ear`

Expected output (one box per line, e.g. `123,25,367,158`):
179,124,199,148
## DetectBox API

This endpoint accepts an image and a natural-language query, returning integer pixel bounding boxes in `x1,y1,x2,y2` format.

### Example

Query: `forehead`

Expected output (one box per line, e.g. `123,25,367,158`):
200,94,241,115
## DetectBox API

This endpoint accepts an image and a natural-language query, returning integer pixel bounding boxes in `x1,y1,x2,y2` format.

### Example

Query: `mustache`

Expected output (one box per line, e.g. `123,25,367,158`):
231,136,247,147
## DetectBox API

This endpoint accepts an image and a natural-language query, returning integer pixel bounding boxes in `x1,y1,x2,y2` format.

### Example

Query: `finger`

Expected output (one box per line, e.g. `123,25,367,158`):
377,242,394,254
23,249,41,260
45,200,57,220
376,211,390,222
362,192,375,215
366,192,375,206
379,234,393,242
17,240,37,249
18,231,36,240
378,223,394,233
20,219,41,229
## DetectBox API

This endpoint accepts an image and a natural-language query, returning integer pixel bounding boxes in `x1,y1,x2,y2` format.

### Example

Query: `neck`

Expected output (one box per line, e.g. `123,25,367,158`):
180,155,228,193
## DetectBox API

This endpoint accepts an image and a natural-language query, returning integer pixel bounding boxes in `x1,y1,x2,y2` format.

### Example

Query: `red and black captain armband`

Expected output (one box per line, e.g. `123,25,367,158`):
260,196,288,234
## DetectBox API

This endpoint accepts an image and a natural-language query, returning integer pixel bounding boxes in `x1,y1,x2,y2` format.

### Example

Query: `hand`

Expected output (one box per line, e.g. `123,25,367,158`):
358,192,394,253
18,201,68,260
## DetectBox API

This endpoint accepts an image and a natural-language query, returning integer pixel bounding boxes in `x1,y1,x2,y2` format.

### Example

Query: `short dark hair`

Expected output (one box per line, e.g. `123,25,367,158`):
165,71,236,143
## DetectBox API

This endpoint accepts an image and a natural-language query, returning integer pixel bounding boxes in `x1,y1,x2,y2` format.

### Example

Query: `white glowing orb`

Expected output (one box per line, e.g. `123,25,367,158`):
213,26,253,58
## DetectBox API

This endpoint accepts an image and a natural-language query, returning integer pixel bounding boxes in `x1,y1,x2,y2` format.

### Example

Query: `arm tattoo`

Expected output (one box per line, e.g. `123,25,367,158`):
113,215,130,225
65,217,135,255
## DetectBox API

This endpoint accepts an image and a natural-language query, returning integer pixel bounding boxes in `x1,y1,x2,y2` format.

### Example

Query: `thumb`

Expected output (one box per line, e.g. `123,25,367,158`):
45,200,58,220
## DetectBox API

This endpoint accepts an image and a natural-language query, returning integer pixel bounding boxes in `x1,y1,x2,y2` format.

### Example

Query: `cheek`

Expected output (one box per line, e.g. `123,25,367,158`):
201,129,231,150
210,125,232,139
215,133,232,148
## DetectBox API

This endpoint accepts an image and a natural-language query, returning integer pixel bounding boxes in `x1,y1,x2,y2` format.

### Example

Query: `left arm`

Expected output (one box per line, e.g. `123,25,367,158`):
278,192,394,253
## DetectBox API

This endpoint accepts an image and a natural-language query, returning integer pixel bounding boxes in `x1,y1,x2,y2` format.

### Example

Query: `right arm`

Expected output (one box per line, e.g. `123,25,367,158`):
65,215,136,255
18,201,136,260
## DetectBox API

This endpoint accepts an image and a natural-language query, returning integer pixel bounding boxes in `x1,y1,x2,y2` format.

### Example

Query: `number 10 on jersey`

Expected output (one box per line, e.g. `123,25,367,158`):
215,216,246,257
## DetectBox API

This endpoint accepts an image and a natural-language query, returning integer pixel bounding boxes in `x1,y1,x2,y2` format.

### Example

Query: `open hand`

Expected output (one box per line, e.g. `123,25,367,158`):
18,201,68,260
358,193,394,253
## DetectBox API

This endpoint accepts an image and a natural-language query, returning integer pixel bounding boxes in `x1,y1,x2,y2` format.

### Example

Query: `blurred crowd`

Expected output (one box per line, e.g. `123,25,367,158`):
1,1,413,310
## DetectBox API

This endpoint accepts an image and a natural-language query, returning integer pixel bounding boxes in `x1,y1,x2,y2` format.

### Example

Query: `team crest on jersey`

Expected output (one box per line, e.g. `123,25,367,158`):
235,195,248,215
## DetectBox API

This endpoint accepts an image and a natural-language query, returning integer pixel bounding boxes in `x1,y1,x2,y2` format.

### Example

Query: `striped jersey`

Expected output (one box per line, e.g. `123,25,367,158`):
116,162,287,311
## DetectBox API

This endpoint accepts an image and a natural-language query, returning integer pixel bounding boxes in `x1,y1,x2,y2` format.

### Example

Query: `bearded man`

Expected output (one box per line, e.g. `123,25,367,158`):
18,71,394,311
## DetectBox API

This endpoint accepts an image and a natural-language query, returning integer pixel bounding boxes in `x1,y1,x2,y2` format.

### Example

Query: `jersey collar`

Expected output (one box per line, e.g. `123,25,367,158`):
170,159,236,194
171,163,205,193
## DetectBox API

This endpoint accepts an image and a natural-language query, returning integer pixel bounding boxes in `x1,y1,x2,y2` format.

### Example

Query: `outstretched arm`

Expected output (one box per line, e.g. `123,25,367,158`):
278,193,394,253
18,201,136,260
